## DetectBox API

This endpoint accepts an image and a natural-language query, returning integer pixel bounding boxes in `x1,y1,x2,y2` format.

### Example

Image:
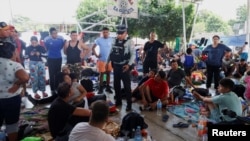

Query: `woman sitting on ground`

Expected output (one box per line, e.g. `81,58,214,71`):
58,73,87,107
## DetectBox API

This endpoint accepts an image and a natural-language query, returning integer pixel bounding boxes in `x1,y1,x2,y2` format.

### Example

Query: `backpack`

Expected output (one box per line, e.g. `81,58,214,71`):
171,85,186,99
191,88,210,97
232,84,245,99
80,78,94,92
120,112,148,138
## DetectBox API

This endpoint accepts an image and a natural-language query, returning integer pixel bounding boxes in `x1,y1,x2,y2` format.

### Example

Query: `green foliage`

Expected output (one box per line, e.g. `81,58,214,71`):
196,10,232,35
236,4,247,23
76,0,195,43
128,0,195,42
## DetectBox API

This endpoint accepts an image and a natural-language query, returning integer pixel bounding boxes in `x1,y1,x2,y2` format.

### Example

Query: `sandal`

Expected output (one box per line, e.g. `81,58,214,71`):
42,92,48,98
139,105,152,111
173,122,189,128
34,93,41,99
162,114,169,122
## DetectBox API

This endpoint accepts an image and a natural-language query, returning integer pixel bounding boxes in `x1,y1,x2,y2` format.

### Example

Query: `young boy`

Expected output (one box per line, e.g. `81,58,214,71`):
192,78,242,123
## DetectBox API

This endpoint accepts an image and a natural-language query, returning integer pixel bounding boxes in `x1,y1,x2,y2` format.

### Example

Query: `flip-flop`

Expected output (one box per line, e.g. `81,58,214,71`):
162,115,169,122
173,122,189,128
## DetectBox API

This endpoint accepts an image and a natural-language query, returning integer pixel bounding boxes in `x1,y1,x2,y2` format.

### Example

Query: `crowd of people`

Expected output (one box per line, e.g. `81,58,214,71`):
0,20,250,141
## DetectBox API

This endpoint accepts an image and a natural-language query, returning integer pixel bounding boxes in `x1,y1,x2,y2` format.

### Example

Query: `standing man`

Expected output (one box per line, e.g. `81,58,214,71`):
44,27,65,95
142,32,164,75
202,35,231,91
106,25,135,111
64,30,89,80
92,27,113,94
239,41,249,62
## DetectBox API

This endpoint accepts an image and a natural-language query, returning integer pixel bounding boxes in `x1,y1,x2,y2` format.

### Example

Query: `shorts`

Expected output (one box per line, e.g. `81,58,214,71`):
97,61,112,73
143,60,157,74
145,91,159,103
0,95,21,126
184,67,192,76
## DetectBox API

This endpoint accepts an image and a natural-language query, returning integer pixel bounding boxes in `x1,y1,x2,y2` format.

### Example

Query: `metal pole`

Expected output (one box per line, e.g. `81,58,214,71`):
182,0,187,52
9,0,14,24
247,0,250,62
189,2,200,43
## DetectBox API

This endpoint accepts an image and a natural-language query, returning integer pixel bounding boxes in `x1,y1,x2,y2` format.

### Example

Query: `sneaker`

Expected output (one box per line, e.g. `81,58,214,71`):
139,105,151,111
105,87,113,94
98,86,103,94
126,105,132,112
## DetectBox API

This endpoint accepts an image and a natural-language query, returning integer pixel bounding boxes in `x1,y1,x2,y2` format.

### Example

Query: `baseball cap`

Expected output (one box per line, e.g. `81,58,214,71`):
117,25,127,34
0,22,11,30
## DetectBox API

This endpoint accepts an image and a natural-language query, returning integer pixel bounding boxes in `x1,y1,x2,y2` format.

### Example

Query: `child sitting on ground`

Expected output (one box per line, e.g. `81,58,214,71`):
192,78,242,123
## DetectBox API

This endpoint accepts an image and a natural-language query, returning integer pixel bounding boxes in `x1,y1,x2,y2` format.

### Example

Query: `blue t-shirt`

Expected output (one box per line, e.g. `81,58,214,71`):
202,43,231,67
44,36,64,59
95,37,113,62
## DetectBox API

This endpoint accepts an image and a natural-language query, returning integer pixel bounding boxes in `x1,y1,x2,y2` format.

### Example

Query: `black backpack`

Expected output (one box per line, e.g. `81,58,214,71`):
120,112,148,138
80,78,94,92
232,84,246,99
171,85,186,99
191,88,210,96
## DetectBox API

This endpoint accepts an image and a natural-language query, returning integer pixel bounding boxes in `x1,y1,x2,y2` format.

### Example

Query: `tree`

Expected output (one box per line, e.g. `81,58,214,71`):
127,0,195,42
12,15,33,31
236,4,247,23
76,0,195,43
76,0,115,42
196,10,232,35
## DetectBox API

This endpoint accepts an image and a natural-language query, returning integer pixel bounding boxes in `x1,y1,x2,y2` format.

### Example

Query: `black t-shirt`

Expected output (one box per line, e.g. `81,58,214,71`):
167,68,185,88
143,40,164,61
48,97,76,138
25,45,46,61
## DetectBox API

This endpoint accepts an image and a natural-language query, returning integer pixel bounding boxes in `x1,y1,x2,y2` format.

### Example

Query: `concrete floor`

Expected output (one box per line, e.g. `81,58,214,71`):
22,66,211,141
23,85,191,141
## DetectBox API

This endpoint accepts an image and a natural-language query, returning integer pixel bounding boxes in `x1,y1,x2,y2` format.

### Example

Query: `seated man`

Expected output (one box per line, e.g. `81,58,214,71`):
222,53,236,77
166,60,195,88
140,70,169,110
131,69,157,101
48,82,91,141
234,58,248,79
192,78,242,123
69,100,115,141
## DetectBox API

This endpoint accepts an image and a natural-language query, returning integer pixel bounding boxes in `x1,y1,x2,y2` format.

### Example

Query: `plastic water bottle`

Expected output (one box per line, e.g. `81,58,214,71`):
134,126,142,141
157,99,162,116
197,114,207,140
0,131,6,141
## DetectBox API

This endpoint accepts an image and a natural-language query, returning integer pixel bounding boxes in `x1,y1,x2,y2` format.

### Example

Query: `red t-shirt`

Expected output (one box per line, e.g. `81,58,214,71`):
144,78,169,99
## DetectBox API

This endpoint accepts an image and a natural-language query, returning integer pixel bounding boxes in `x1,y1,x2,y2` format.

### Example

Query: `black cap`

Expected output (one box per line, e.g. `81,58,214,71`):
117,25,127,34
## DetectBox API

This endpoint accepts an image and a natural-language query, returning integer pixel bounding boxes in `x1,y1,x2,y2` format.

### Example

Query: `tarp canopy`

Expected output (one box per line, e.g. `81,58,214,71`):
220,34,246,47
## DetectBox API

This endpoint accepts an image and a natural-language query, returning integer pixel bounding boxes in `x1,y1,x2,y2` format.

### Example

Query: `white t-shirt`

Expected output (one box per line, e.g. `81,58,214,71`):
69,122,115,141
242,44,249,53
0,58,24,99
